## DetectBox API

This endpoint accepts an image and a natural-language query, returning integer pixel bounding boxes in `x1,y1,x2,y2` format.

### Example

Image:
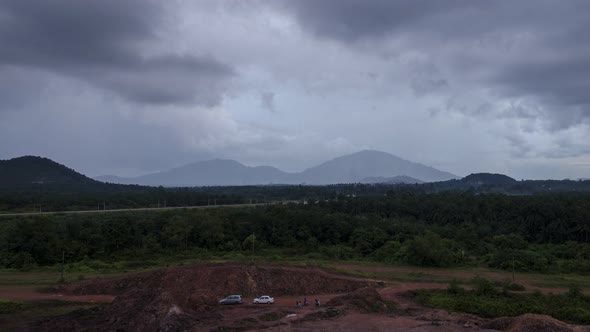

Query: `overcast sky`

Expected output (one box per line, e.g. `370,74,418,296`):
1,0,589,179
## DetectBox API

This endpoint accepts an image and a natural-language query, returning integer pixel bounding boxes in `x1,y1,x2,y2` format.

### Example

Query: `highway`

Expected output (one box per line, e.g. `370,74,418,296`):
0,202,285,218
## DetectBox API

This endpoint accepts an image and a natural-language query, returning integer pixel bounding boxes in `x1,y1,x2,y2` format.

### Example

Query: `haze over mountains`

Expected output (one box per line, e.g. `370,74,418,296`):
3,153,589,195
95,150,458,186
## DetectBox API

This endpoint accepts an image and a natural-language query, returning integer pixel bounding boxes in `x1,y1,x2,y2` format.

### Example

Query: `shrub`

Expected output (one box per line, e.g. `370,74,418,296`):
447,279,463,294
566,284,583,299
0,299,26,314
472,276,496,296
501,279,525,293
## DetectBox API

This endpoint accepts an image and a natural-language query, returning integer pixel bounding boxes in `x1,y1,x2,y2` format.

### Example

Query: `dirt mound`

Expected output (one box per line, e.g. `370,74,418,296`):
299,307,345,322
482,314,575,332
41,263,371,331
326,287,397,314
61,264,368,298
56,270,166,296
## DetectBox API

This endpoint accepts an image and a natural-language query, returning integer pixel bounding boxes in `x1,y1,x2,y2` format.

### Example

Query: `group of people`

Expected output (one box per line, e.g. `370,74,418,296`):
295,297,320,308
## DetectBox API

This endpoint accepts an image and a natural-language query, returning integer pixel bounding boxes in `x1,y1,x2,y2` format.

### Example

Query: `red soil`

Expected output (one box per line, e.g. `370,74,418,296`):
9,263,589,332
0,285,114,303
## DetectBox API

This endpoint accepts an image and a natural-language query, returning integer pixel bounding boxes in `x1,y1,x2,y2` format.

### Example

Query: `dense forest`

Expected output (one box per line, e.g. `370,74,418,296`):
1,193,590,274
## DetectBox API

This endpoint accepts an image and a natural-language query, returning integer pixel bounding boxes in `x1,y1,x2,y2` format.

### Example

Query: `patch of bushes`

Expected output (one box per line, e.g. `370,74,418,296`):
417,279,590,325
503,281,526,292
0,299,26,314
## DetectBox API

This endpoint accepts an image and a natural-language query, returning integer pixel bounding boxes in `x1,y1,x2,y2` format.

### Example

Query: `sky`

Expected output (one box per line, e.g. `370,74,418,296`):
1,0,590,179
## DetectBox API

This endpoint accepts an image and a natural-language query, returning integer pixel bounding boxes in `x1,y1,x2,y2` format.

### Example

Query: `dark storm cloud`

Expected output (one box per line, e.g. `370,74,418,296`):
281,0,590,127
0,0,234,106
282,0,472,42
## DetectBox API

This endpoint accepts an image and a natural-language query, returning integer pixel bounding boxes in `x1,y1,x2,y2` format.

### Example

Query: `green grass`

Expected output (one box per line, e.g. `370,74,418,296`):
526,274,590,290
416,288,590,325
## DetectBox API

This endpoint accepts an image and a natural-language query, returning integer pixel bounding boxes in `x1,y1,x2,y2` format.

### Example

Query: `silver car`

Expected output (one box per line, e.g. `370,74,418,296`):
220,295,243,305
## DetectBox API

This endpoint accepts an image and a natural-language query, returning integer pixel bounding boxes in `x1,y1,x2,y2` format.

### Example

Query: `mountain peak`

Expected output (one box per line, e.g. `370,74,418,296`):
299,150,458,184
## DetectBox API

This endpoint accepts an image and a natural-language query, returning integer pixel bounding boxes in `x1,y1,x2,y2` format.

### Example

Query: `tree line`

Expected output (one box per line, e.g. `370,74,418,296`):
1,192,589,273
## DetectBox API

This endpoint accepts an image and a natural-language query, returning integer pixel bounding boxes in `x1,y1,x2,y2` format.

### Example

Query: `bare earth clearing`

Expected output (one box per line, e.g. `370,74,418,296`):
0,263,588,331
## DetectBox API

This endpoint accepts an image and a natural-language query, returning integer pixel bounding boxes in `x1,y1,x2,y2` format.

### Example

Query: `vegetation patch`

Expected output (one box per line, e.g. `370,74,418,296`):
0,299,26,314
416,281,590,325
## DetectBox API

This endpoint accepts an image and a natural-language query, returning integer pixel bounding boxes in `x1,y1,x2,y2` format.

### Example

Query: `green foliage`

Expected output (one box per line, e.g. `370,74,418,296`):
472,276,497,296
372,241,402,263
418,288,590,325
1,192,590,274
492,234,528,250
403,232,458,267
242,234,257,253
447,279,463,294
319,245,355,260
501,280,525,293
566,284,583,299
0,299,26,314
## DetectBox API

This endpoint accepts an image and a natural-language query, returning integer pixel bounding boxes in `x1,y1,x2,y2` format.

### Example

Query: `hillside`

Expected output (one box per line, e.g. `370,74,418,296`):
461,173,518,186
0,156,152,194
0,156,99,189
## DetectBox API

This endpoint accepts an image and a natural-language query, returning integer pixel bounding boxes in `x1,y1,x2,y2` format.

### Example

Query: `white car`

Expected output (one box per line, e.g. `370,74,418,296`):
253,295,274,304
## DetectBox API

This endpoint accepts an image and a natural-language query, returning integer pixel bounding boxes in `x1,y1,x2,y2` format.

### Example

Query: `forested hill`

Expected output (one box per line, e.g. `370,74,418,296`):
0,156,93,186
461,173,517,185
0,156,146,192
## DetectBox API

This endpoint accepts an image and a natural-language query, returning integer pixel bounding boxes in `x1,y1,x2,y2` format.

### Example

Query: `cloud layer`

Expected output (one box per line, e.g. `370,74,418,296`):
1,1,589,179
0,0,234,105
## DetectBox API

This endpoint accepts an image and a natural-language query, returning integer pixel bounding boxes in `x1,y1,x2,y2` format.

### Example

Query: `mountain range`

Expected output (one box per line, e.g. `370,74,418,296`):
3,153,589,195
95,150,458,186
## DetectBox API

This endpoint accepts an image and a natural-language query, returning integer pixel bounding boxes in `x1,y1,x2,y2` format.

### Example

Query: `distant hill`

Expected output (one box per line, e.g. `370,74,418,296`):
295,150,457,184
461,173,517,186
107,159,289,186
94,175,131,184
359,175,424,184
97,150,458,186
0,156,98,188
